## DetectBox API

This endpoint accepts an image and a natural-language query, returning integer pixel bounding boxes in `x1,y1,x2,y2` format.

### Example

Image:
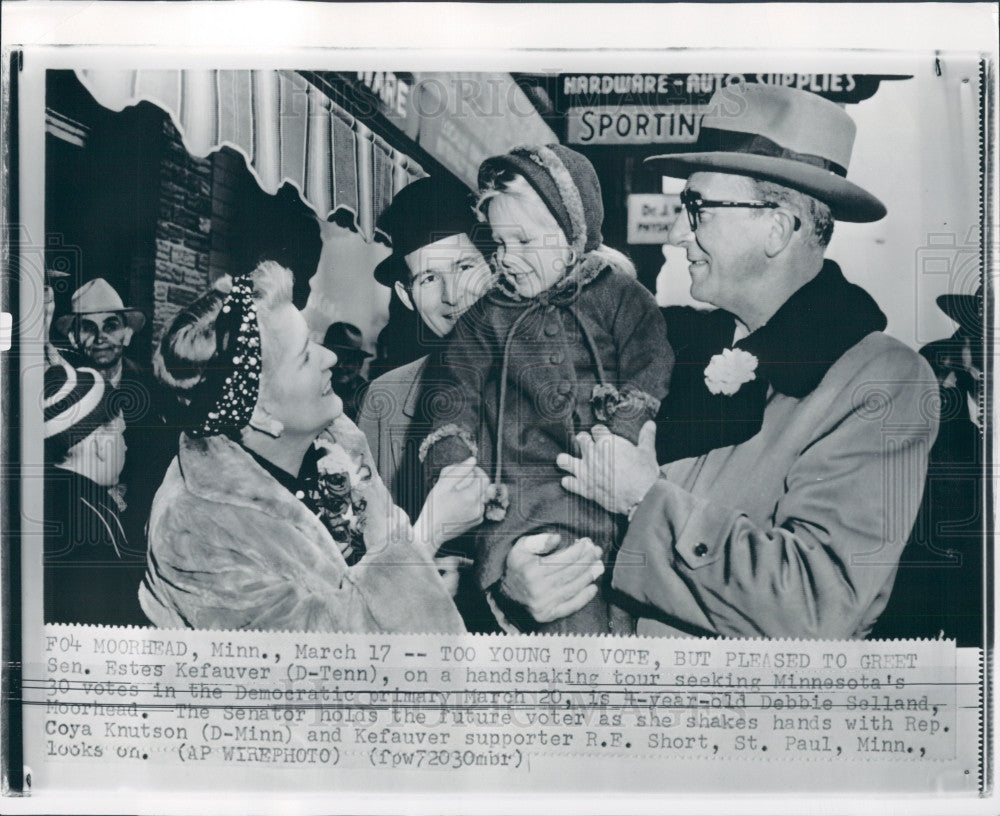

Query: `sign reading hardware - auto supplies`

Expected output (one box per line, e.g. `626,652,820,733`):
561,73,910,146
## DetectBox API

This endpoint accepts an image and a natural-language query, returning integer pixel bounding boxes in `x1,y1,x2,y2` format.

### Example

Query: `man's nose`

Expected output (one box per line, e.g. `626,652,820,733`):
667,211,693,246
441,276,458,305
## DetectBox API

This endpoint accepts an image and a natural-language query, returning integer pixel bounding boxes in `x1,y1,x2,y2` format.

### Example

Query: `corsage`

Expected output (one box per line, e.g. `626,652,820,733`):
703,348,759,396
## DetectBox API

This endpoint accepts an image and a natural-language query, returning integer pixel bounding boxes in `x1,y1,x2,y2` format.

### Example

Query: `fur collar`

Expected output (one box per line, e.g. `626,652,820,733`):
177,433,331,538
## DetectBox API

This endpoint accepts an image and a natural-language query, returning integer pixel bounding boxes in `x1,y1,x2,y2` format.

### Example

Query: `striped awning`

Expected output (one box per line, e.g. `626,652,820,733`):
75,69,426,242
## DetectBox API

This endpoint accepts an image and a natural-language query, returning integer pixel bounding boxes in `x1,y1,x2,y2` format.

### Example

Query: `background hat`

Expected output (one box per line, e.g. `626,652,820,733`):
479,144,604,254
43,361,116,458
54,278,147,336
322,322,372,359
373,177,492,287
644,83,886,223
937,284,983,336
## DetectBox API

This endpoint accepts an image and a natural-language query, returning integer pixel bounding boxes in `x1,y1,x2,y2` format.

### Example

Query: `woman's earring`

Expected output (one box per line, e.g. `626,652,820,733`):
249,406,284,438
566,249,578,269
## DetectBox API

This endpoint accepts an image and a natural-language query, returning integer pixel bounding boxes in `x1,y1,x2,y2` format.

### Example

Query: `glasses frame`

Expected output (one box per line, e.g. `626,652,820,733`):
680,189,801,232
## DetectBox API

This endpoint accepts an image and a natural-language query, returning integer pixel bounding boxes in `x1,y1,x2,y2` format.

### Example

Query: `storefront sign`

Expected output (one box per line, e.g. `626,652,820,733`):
568,105,705,145
627,194,682,244
335,72,555,187
558,73,911,109
350,71,420,140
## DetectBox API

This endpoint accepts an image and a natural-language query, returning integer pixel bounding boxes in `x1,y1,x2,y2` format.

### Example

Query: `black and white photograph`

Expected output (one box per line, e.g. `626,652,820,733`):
1,3,996,814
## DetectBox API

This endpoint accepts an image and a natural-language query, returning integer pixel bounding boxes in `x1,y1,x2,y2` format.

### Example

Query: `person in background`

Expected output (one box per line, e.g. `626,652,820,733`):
54,277,168,555
55,278,146,389
322,321,372,422
357,176,497,630
141,260,483,632
870,285,984,645
511,83,939,639
44,360,147,625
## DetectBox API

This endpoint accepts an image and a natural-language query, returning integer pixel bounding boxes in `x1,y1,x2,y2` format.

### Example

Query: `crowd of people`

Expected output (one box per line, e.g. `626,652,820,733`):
42,84,983,644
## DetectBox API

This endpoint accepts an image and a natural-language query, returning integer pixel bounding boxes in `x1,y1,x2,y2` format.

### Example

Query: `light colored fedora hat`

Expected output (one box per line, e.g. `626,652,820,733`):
645,83,886,223
54,278,146,336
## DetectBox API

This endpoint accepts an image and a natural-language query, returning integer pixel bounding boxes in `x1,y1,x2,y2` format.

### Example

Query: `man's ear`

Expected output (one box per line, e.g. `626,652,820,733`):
394,280,415,311
763,210,798,258
122,326,134,347
91,432,107,463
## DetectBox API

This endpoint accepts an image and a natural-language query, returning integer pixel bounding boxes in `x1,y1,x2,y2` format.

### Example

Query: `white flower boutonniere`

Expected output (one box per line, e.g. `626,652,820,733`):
704,348,759,396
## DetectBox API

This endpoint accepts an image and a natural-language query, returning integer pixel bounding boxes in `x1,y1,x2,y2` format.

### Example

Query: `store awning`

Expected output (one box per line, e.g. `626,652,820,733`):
75,69,426,242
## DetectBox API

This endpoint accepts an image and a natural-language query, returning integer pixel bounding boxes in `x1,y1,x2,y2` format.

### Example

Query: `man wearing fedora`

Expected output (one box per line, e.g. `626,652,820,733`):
55,278,146,388
322,321,373,422
357,175,497,631
505,83,939,639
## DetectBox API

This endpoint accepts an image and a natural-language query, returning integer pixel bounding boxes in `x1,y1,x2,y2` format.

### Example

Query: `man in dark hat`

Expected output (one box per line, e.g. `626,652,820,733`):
509,83,940,639
357,175,496,631
322,322,373,422
870,285,984,645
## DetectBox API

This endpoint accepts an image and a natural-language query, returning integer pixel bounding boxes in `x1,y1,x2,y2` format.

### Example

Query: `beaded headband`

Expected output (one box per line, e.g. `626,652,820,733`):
188,275,262,437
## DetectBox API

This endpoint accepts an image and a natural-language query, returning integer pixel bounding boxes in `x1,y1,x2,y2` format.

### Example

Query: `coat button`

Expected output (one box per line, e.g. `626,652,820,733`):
693,543,709,557
544,322,559,337
557,382,573,397
550,352,563,364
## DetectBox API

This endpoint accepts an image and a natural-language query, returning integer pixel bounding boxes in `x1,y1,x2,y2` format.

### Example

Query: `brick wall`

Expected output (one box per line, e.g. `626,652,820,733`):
209,149,241,283
150,119,215,343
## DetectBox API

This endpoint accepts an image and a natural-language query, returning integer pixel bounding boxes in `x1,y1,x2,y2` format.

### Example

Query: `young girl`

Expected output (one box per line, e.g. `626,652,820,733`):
420,144,672,635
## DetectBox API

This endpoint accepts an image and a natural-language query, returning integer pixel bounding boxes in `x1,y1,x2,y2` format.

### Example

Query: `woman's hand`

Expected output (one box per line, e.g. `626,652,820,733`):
556,421,660,516
498,534,604,624
361,475,413,553
416,457,489,555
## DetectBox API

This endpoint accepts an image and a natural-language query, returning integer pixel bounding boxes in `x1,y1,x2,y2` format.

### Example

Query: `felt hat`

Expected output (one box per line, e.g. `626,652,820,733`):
43,360,116,455
645,83,886,223
323,322,373,359
937,284,983,337
54,278,147,336
478,144,604,255
373,177,493,287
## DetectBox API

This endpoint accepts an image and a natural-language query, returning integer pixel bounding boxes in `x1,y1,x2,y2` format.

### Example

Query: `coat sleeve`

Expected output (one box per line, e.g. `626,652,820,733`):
611,344,938,639
141,499,464,633
600,278,673,444
419,313,494,482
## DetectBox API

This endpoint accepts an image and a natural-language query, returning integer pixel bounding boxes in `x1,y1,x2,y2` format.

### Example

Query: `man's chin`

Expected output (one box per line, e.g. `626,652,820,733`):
88,356,120,370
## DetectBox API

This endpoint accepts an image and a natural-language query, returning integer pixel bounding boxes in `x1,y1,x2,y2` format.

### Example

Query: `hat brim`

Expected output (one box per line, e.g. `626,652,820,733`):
54,308,147,336
374,255,409,288
330,346,374,359
645,152,886,223
936,293,982,334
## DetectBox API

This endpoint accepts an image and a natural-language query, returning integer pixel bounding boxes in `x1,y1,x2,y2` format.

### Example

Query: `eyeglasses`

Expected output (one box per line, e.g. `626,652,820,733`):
680,189,801,232
77,315,126,343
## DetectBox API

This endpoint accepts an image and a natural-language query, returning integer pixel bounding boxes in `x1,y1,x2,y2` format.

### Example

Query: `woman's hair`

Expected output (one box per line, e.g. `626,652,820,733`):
154,261,295,402
476,170,636,279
